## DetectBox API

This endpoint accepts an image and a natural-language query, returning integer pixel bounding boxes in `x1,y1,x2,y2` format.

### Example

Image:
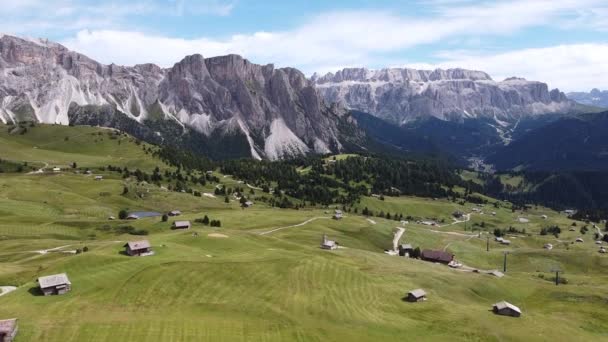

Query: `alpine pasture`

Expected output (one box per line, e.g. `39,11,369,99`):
1,124,607,341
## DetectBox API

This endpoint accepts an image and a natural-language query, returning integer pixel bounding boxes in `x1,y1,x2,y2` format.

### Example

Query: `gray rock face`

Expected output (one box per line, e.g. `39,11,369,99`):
0,34,344,159
312,67,576,125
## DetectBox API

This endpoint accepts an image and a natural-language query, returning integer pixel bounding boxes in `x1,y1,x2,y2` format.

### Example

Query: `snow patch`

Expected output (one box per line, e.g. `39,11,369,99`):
264,119,310,160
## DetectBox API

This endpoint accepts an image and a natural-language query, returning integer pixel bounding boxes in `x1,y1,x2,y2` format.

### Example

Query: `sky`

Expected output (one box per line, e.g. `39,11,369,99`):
1,0,607,92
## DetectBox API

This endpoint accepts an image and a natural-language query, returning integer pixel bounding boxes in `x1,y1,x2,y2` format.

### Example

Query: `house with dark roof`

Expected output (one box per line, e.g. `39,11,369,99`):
492,301,522,317
406,289,427,302
124,240,153,256
37,273,71,296
0,319,18,342
421,250,454,264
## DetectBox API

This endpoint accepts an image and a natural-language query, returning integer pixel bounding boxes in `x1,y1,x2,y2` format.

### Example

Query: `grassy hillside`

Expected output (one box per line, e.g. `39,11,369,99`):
1,124,608,341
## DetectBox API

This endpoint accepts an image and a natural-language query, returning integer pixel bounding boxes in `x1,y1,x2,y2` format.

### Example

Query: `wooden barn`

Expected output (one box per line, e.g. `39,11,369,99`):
172,220,191,229
398,244,413,257
0,319,18,342
321,234,338,250
421,250,454,264
37,273,71,296
492,301,522,317
406,289,427,302
124,240,153,256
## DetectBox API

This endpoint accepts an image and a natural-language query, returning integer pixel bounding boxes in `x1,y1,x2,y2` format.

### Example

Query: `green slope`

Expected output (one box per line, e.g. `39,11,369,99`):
0,125,607,341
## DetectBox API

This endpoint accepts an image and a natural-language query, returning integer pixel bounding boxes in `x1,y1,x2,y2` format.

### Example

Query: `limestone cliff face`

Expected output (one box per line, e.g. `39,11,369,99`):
0,34,344,159
312,68,576,125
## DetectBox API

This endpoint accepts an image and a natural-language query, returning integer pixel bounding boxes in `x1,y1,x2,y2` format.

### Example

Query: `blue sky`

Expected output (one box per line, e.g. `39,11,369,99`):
1,0,608,91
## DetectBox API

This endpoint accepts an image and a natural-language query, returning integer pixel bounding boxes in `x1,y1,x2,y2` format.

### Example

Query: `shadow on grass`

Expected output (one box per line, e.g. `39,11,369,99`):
27,287,44,296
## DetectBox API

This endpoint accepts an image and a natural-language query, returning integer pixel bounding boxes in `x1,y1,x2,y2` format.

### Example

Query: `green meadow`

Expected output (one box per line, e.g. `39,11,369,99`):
1,124,607,341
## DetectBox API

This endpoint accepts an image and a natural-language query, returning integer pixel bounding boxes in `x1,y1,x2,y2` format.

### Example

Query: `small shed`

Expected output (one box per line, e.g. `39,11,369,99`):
544,243,553,250
492,301,521,317
124,240,153,256
406,289,427,302
94,175,103,181
321,234,338,250
38,273,71,296
244,201,254,208
333,210,343,220
52,167,61,172
0,318,18,342
421,250,454,264
172,221,191,229
398,244,413,257
500,239,511,245
168,210,182,216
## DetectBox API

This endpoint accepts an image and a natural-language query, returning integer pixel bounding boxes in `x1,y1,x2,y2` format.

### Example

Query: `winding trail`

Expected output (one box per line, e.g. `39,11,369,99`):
259,217,330,235
27,161,49,174
393,227,405,252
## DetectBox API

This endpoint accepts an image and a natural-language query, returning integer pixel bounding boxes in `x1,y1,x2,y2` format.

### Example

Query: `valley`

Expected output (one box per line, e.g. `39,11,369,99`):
1,124,608,341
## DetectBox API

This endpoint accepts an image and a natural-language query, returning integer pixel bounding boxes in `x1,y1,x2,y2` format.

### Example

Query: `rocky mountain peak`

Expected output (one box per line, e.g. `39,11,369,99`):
0,34,346,160
312,66,576,125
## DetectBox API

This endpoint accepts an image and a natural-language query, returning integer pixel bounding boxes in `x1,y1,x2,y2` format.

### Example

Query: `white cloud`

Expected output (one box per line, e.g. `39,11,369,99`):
405,44,608,92
2,0,597,92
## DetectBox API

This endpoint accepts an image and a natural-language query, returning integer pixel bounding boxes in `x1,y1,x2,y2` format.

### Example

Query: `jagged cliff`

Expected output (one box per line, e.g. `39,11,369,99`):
0,34,345,159
312,67,575,125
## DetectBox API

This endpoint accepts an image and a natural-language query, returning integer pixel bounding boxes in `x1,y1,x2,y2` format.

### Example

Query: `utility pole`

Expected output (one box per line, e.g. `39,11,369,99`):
486,235,490,252
551,267,562,286
503,251,509,272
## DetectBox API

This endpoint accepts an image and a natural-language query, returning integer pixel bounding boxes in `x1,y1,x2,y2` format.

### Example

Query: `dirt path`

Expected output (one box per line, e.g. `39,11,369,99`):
27,161,49,174
393,227,405,252
595,226,604,238
246,183,262,191
444,213,471,227
0,286,17,297
259,217,330,235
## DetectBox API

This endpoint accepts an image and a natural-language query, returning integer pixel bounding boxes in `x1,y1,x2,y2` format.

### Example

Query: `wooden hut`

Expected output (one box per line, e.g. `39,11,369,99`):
172,221,191,229
406,289,427,302
0,319,18,342
492,301,521,317
124,240,153,256
398,244,413,257
37,273,71,296
321,234,338,250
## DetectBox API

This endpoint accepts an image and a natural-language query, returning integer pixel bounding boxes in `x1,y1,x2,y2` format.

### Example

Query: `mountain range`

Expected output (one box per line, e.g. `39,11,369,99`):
0,34,346,160
567,89,608,109
312,67,577,126
0,33,602,169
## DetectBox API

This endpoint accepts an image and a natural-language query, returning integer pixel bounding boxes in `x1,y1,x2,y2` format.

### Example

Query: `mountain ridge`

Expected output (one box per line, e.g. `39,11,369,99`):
0,34,347,160
312,66,577,125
